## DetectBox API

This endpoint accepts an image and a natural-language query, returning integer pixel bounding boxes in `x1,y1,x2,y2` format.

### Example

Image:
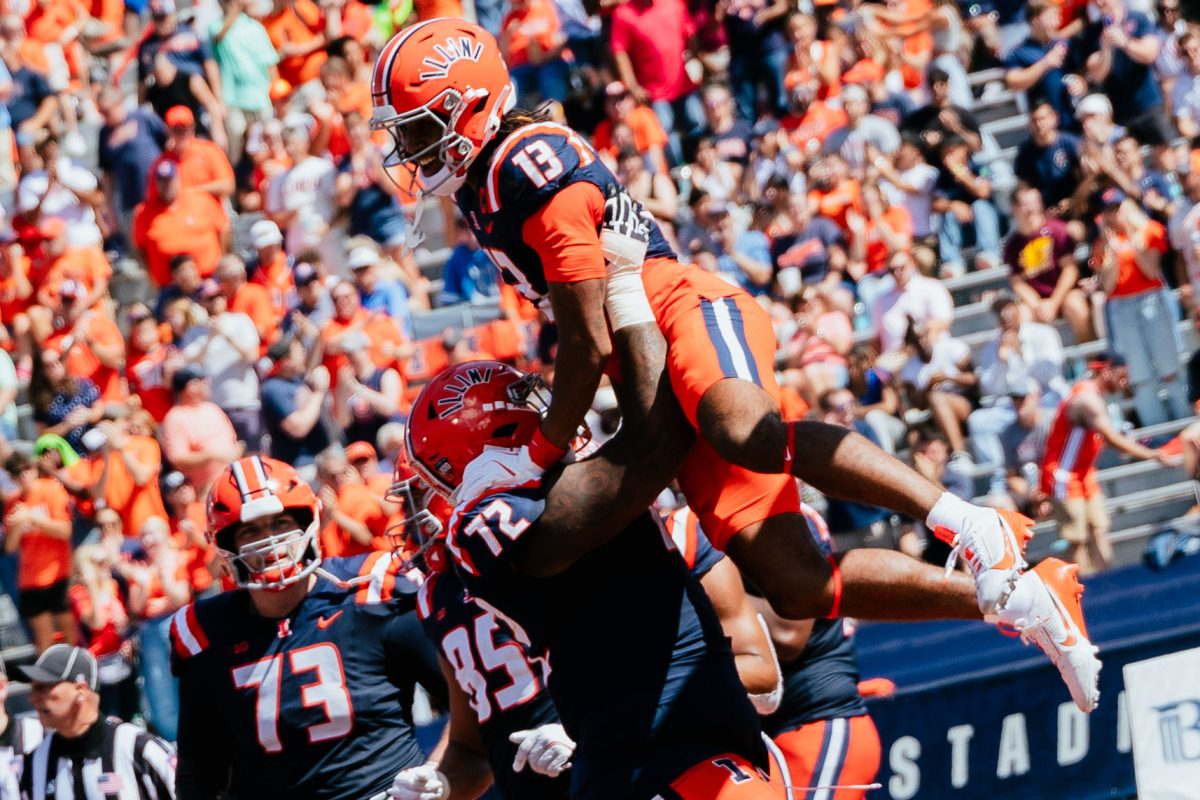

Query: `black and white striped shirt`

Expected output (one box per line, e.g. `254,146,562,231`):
20,719,174,800
1,715,44,800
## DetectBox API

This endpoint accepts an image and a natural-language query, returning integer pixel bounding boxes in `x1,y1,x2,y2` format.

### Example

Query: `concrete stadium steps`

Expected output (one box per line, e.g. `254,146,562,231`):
409,300,503,340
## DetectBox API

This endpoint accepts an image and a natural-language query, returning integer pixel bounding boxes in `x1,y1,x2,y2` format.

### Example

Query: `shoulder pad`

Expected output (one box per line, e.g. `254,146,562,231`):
482,123,598,214
664,506,700,569
170,602,210,661
445,487,545,577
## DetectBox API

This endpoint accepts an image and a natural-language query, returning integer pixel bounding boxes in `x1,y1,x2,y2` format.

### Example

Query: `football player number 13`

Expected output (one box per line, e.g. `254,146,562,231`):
232,643,353,753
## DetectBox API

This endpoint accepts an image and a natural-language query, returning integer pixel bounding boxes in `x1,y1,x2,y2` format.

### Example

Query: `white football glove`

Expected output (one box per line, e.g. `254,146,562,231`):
509,723,576,778
388,763,449,800
453,430,566,505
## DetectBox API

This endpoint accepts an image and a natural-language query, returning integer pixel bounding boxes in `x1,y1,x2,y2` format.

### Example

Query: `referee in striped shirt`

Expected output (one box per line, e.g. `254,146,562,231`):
17,644,176,800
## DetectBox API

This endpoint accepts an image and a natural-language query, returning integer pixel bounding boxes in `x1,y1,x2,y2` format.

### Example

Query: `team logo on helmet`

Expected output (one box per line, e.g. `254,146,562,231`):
436,365,496,418
420,37,485,82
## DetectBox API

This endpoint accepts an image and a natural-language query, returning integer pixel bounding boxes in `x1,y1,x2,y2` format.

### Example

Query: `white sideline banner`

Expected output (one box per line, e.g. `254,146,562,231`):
1125,646,1200,800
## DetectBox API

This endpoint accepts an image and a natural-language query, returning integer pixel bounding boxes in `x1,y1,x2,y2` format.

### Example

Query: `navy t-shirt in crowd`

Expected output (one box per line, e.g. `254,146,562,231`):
99,109,167,213
709,120,755,165
1014,132,1080,208
1004,39,1075,124
1075,12,1163,122
6,67,53,131
261,375,331,467
770,216,846,284
137,23,211,85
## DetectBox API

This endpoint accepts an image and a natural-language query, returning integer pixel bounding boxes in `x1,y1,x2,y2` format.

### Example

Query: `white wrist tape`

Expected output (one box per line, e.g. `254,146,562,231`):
924,491,975,535
604,271,655,331
748,613,784,715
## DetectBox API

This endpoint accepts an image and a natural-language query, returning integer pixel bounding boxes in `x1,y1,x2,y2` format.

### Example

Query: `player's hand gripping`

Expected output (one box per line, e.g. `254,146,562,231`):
600,185,655,331
388,762,449,800
509,723,576,778
453,437,565,506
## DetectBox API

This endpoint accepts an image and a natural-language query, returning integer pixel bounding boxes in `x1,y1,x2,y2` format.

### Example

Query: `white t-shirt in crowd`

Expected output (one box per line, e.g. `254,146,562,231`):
900,334,971,393
183,311,261,410
872,273,954,355
265,155,338,259
1168,197,1200,295
17,158,103,247
882,163,940,238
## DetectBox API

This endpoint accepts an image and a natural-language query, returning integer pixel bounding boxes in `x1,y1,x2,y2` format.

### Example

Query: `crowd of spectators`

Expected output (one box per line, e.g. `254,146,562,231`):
0,0,1197,743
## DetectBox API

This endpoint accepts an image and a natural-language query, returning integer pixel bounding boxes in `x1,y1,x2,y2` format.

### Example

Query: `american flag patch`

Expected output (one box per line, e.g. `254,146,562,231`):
96,772,124,792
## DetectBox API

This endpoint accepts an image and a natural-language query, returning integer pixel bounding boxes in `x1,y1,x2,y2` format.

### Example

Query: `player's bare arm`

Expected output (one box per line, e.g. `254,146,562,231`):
514,319,693,578
424,655,495,800
700,556,782,700
541,278,611,449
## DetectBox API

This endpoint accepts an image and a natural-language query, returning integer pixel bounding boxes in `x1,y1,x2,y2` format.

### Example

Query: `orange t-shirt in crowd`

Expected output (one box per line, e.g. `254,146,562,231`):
42,245,112,306
320,483,390,558
148,140,235,222
14,477,72,589
783,101,848,149
24,0,80,45
321,310,407,390
1107,220,1167,298
132,189,228,285
99,435,169,540
127,345,173,422
786,39,841,100
501,0,561,68
87,0,124,44
171,500,216,594
338,0,373,40
159,401,240,492
65,458,97,519
414,0,463,20
250,250,295,317
230,282,279,351
68,578,128,656
809,179,864,234
264,0,327,87
841,59,884,88
592,107,669,159
44,312,125,403
131,552,191,619
864,206,913,274
0,255,33,326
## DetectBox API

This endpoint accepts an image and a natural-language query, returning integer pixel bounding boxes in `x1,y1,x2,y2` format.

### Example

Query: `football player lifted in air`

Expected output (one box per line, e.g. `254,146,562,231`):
400,294,786,798
386,475,785,800
370,18,1100,712
171,456,448,800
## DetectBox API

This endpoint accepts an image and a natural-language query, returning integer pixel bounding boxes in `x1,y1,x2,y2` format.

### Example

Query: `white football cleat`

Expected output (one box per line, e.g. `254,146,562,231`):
994,558,1102,713
930,499,1034,616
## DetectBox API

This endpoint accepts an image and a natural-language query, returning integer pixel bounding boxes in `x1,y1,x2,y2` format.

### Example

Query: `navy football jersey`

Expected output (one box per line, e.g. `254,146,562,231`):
416,568,567,799
445,487,766,800
762,505,867,736
456,122,676,317
171,553,446,800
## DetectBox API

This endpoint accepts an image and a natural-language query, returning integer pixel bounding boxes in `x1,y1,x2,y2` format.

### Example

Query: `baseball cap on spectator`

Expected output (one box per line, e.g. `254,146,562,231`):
346,246,379,271
293,261,320,286
345,441,376,464
1076,94,1112,119
605,81,629,99
155,160,177,181
840,84,869,105
17,644,98,690
160,470,187,494
197,279,222,300
1088,353,1127,371
251,220,284,249
1099,188,1127,209
165,105,194,128
148,0,175,16
172,363,206,394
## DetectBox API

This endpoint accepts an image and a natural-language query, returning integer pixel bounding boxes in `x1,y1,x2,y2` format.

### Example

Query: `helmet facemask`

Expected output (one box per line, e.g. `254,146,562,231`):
218,510,321,592
385,476,447,572
372,89,478,198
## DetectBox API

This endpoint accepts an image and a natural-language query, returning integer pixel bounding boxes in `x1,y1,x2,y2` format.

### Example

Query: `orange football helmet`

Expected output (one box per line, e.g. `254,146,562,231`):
207,456,323,591
370,18,516,196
